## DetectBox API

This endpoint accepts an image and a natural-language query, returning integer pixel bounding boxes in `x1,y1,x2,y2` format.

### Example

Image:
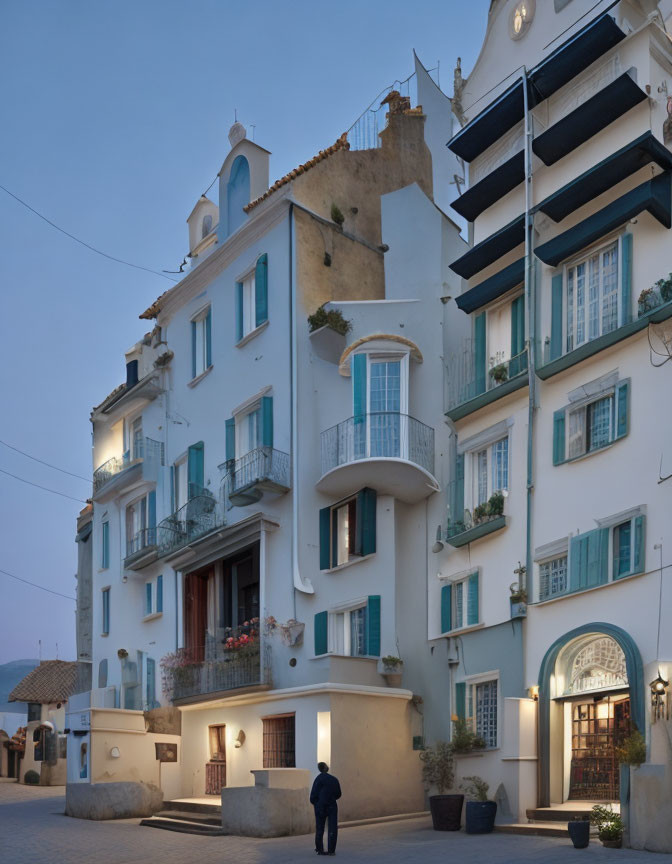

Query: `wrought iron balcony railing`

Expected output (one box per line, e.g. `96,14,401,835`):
224,447,291,506
93,437,164,494
445,345,528,413
320,412,434,478
125,527,157,559
157,486,225,557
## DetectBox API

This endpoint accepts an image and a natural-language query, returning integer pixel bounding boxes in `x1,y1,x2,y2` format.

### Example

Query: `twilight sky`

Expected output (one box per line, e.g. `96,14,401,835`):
0,0,489,663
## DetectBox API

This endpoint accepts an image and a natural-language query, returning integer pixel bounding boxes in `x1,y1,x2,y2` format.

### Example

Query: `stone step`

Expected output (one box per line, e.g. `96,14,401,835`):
140,816,227,836
153,809,222,826
496,821,570,838
526,807,594,823
162,800,222,816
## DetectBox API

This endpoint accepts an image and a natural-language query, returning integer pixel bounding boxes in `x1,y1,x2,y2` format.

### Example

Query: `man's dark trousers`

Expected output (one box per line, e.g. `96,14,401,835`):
314,802,338,854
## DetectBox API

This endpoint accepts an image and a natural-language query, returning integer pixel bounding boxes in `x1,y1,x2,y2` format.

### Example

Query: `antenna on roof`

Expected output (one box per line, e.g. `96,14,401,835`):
234,108,238,122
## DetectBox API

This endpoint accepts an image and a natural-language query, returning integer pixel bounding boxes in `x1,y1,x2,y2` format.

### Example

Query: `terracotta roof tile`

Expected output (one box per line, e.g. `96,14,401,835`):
9,726,26,752
9,660,82,704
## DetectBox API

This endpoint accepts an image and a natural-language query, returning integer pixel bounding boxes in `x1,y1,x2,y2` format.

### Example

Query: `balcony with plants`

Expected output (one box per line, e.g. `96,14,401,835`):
444,486,507,548
93,437,165,500
223,446,290,508
445,341,528,423
157,485,226,560
160,621,270,704
317,411,436,504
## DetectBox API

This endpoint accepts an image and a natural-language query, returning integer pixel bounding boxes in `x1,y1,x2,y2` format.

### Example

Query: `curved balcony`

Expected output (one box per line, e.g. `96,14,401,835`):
224,447,290,508
317,412,437,504
157,488,226,559
92,437,164,500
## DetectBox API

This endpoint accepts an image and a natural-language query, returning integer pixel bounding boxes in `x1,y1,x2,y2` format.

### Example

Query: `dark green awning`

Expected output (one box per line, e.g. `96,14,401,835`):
535,173,672,266
537,133,672,223
451,151,525,222
449,215,525,279
533,69,647,167
455,258,525,314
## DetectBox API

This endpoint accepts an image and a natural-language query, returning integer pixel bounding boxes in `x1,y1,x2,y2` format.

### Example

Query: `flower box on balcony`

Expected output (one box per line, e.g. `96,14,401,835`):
445,515,507,548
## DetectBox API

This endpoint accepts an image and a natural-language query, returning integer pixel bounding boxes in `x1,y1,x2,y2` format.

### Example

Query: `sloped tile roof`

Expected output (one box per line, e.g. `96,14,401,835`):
9,660,81,704
9,726,26,752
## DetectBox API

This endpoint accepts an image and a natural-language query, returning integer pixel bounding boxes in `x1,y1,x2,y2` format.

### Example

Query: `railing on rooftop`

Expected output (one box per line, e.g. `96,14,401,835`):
320,412,434,477
93,437,164,494
157,486,225,557
445,343,528,413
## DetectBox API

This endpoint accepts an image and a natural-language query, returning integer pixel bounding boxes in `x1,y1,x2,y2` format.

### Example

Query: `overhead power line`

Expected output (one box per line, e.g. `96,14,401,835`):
0,566,76,601
0,467,88,503
0,182,179,283
0,438,90,483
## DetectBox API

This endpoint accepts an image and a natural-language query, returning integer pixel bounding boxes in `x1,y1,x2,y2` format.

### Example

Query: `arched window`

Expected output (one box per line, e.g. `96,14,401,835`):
201,214,213,239
226,155,250,237
556,635,628,697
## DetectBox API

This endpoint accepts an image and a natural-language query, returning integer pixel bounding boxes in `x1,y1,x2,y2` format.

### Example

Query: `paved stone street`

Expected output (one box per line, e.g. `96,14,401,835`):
2,781,672,864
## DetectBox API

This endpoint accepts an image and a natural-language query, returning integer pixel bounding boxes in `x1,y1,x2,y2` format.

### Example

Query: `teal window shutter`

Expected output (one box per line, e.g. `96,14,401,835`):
235,281,244,342
441,584,452,633
205,308,212,368
553,409,566,465
187,442,204,498
452,453,465,526
157,574,163,613
102,588,110,635
170,465,175,513
570,528,608,591
467,572,479,625
510,294,525,358
319,506,331,570
621,233,633,324
147,491,156,532
356,487,377,557
102,521,109,569
352,353,367,458
455,681,466,720
569,532,589,591
146,658,156,708
314,611,328,655
331,508,338,568
225,418,235,463
615,380,630,440
145,582,152,615
474,312,486,396
260,396,273,448
550,272,563,360
255,253,268,327
191,320,197,379
366,595,381,656
633,515,645,574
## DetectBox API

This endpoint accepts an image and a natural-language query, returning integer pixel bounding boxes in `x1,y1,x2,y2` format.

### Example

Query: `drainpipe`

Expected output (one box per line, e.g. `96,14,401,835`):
523,66,538,804
289,201,314,603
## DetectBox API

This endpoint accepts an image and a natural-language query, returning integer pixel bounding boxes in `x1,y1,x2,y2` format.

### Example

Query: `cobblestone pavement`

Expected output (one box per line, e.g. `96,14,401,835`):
2,784,672,864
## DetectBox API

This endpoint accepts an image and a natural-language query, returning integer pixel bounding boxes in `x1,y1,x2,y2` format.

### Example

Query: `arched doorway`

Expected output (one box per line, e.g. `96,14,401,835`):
538,623,645,807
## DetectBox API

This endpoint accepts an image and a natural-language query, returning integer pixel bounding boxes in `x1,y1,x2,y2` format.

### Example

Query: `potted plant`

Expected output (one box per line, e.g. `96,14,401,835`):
509,581,527,618
307,304,352,336
462,776,497,834
473,503,488,525
381,655,403,686
568,814,591,849
450,717,486,754
419,741,463,831
489,363,508,385
654,273,672,304
638,287,661,316
486,491,504,518
590,804,624,848
616,727,646,805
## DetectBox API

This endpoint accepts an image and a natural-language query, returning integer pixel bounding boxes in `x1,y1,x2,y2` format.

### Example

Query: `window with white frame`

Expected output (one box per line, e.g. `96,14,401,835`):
442,571,480,632
143,574,163,618
554,377,629,465
566,238,620,353
351,352,408,461
125,493,153,556
472,437,508,507
123,415,143,461
568,393,613,458
236,404,260,459
329,603,368,656
240,272,256,339
539,554,568,601
173,456,188,511
469,678,498,749
191,307,212,379
333,496,357,567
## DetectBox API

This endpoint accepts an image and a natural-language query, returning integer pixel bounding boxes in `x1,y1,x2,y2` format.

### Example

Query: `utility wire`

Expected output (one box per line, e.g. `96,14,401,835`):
0,438,90,483
0,467,88,503
0,566,76,601
0,182,179,283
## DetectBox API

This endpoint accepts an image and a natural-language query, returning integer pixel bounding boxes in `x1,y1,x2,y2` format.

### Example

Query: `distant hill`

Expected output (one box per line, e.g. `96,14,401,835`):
0,659,39,712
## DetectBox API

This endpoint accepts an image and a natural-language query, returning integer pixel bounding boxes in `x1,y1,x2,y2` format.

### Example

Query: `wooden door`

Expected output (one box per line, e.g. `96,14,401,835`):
568,697,630,800
184,570,209,662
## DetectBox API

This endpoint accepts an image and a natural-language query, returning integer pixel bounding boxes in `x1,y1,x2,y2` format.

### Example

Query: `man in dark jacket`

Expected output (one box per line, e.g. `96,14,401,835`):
310,762,342,855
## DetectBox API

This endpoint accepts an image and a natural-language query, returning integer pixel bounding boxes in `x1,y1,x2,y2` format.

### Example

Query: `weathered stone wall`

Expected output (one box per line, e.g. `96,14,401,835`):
65,781,163,820
220,786,313,837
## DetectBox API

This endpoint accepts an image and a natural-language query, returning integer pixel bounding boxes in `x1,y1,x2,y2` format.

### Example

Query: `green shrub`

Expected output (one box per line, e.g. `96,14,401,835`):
615,729,646,766
307,305,352,336
330,203,345,226
461,776,490,802
487,491,504,517
23,770,40,785
419,741,454,794
590,804,624,840
451,717,486,754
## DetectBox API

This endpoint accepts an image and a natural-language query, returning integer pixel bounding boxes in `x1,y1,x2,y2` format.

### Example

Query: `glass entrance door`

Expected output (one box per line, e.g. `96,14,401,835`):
568,695,630,800
369,359,401,458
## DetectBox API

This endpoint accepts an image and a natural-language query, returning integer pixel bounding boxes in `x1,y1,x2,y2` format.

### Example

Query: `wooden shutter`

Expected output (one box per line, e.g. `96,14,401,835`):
550,272,564,360
633,515,645,574
467,572,479,625
441,584,452,633
510,294,525,358
621,233,633,325
356,487,377,557
366,595,381,656
553,409,566,465
235,282,244,342
191,319,197,378
255,253,268,327
187,442,204,498
615,380,630,440
205,308,212,368
474,311,486,396
319,507,331,570
260,396,273,448
225,418,235,463
455,681,466,720
314,611,328,655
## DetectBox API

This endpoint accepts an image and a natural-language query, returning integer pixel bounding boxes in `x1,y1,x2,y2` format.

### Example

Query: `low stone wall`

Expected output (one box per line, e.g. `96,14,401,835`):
65,781,163,820
221,786,313,837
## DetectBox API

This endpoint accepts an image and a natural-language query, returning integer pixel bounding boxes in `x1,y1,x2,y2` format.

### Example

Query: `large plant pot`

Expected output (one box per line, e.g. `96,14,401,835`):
568,820,590,848
465,800,497,834
429,794,464,831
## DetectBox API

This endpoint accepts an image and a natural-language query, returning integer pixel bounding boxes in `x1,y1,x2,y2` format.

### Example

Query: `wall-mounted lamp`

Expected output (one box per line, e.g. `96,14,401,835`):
234,730,246,749
650,672,669,723
432,525,444,554
528,685,539,702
